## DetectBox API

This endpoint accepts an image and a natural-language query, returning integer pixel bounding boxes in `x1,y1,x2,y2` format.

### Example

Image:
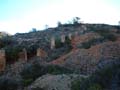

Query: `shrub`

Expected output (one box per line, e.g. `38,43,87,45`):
71,79,81,90
20,63,46,86
0,36,15,49
87,84,102,90
21,61,73,86
104,34,117,41
45,65,73,74
5,46,22,64
0,76,21,90
81,42,91,49
93,29,117,42
31,87,45,90
80,38,104,49
22,78,34,86
79,61,120,90
55,38,63,48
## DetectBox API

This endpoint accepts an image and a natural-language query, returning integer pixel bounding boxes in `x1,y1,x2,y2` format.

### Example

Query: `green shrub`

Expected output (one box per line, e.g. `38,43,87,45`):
65,36,71,45
0,76,21,90
104,34,117,41
21,61,73,86
80,38,104,49
5,46,22,64
93,29,117,42
22,78,34,86
71,79,81,90
45,65,72,74
79,61,120,90
55,38,63,48
20,63,46,86
87,84,102,90
0,36,15,49
31,87,45,90
81,42,91,49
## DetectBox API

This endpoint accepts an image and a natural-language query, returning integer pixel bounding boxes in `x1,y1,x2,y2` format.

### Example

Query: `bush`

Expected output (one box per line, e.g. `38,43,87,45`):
79,61,120,90
81,42,91,49
71,79,81,90
55,38,63,48
87,84,102,90
104,34,117,41
0,36,15,49
31,87,45,90
22,78,34,86
93,29,117,42
21,61,73,86
45,65,72,74
20,63,46,86
0,76,21,90
80,38,104,49
5,46,22,64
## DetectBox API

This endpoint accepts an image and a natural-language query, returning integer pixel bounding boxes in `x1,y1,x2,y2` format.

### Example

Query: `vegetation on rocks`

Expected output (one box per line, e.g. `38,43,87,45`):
20,60,73,86
71,60,120,90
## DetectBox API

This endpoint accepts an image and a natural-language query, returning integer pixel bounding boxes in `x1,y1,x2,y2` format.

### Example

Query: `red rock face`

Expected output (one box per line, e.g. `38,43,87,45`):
49,32,120,74
71,32,101,50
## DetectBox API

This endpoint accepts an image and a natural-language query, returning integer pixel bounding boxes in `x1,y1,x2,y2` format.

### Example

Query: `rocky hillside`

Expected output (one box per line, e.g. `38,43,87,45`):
0,23,120,90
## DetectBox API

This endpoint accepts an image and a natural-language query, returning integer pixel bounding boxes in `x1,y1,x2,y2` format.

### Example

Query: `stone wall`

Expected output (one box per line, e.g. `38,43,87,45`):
51,37,55,49
61,35,65,43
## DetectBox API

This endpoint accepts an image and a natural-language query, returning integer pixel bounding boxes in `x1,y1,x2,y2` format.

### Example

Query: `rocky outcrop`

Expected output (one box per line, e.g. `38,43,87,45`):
26,74,87,90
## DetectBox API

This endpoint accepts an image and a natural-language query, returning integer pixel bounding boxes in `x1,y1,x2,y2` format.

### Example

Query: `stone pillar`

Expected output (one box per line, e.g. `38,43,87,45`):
68,33,72,40
0,50,6,72
18,48,27,62
51,37,55,49
61,35,65,43
23,48,27,61
37,48,47,58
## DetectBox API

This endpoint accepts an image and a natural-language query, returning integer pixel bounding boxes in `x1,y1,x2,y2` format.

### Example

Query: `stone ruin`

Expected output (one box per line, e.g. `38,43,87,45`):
51,37,55,49
61,34,65,43
37,48,47,58
0,29,85,71
50,33,75,49
18,48,27,62
68,33,72,40
0,50,6,72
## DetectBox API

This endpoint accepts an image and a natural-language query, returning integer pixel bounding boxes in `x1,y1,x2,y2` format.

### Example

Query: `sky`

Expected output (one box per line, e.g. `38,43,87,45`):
0,0,120,35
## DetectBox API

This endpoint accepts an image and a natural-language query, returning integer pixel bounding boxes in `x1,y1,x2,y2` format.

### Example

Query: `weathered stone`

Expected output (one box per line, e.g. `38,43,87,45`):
61,35,65,43
0,50,6,72
37,48,47,58
51,37,55,49
18,48,27,61
68,33,72,40
81,25,87,31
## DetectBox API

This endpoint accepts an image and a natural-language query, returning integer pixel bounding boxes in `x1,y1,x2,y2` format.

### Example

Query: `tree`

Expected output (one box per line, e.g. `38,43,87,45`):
72,17,80,24
118,21,120,26
57,21,62,27
45,24,49,30
29,28,37,32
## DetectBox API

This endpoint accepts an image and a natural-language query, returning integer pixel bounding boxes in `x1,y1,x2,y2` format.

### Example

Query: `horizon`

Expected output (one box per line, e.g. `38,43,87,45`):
0,0,120,35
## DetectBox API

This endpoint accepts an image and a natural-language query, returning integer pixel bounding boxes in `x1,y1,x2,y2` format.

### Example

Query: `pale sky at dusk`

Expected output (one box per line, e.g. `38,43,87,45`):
0,0,120,34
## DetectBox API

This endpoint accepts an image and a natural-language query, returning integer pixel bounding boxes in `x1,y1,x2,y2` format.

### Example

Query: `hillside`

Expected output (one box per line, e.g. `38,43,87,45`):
0,23,120,90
